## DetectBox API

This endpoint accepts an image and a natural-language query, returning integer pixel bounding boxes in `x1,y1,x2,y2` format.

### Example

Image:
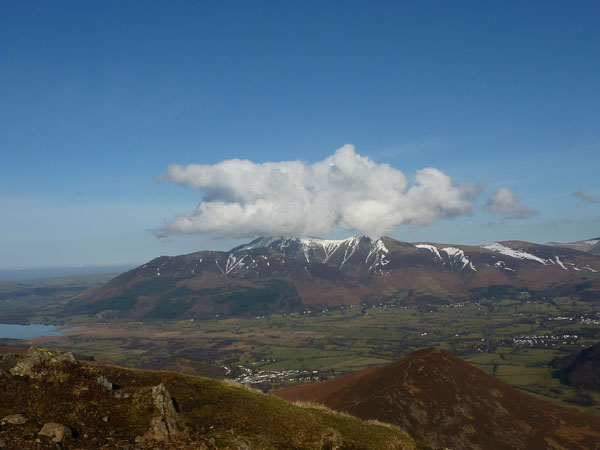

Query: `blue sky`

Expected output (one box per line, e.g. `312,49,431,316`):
1,1,599,269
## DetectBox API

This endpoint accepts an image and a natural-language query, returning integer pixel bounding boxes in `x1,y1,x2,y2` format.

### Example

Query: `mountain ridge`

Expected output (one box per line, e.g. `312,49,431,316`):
67,235,600,320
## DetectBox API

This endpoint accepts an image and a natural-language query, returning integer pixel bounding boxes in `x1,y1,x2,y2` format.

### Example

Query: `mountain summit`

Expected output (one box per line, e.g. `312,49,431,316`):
230,235,390,273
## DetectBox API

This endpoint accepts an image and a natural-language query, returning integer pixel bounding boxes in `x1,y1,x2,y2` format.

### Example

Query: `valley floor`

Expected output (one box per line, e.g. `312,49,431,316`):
6,294,600,416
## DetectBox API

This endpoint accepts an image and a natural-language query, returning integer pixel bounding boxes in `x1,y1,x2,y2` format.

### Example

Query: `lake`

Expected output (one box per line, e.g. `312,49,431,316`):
0,323,66,339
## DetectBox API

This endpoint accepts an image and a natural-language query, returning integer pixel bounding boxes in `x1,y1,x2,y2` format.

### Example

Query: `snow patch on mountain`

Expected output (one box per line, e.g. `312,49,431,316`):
494,261,515,272
415,244,442,260
481,243,549,265
367,239,389,271
554,256,567,270
215,258,225,274
567,262,599,273
415,244,476,271
226,254,257,275
317,238,354,262
441,247,477,271
340,236,363,268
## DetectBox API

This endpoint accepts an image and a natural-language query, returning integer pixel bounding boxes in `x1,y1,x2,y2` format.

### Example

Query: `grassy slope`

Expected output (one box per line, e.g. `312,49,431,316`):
0,355,423,449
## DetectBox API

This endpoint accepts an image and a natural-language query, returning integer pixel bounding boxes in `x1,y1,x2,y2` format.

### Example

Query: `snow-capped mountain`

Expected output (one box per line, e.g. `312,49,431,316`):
231,236,390,273
70,236,600,320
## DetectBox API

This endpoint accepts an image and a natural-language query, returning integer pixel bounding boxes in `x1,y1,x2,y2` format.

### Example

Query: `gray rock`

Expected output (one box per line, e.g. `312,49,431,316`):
137,383,188,443
96,374,113,391
10,346,75,379
38,422,72,443
151,383,177,416
143,416,170,442
1,414,27,425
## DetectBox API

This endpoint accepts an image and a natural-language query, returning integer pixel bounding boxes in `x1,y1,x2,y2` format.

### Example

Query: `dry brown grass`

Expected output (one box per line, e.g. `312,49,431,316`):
292,400,353,418
221,378,264,394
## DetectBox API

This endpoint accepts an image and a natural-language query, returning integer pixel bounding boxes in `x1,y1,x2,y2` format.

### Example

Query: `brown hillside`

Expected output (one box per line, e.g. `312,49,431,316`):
275,348,600,450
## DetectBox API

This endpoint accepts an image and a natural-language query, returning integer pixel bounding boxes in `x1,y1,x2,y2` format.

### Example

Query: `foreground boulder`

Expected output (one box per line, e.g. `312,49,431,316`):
38,422,72,443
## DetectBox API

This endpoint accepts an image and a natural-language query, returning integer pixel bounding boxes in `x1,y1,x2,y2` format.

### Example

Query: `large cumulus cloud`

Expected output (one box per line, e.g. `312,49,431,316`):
155,145,480,238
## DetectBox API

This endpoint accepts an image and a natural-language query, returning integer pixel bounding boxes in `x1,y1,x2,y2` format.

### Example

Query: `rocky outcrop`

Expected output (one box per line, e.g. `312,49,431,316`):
38,422,72,443
9,346,75,379
8,345,117,392
136,383,187,443
152,383,178,417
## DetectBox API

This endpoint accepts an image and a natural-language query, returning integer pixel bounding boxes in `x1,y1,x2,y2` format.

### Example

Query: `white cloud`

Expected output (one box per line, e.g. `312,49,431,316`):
484,187,537,219
571,189,600,204
156,145,480,238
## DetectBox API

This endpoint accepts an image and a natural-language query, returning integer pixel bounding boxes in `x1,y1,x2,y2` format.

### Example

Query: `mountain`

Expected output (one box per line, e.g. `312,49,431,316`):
547,237,600,255
274,347,600,450
0,346,424,449
67,236,600,320
552,342,600,392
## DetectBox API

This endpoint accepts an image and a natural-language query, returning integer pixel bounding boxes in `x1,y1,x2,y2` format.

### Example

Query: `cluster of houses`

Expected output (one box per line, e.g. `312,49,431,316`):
511,334,579,347
232,365,325,385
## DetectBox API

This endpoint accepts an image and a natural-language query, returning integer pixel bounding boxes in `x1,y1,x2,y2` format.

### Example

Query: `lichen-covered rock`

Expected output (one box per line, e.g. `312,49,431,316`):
1,414,27,425
9,346,75,379
38,422,72,442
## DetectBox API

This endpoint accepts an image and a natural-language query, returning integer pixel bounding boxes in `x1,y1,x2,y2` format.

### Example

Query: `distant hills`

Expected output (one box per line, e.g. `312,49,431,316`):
0,265,134,282
275,347,600,450
67,235,600,320
547,237,600,255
